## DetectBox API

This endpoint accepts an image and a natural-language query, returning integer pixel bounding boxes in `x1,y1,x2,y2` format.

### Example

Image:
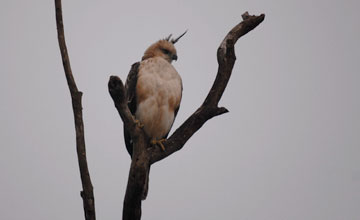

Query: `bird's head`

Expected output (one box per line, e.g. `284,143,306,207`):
142,31,187,63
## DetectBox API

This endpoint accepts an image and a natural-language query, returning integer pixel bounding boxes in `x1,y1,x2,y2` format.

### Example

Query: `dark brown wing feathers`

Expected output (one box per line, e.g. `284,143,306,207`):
123,62,140,157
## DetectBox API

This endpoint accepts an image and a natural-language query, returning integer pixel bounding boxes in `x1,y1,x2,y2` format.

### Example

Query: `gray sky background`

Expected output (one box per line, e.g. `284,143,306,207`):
1,0,359,219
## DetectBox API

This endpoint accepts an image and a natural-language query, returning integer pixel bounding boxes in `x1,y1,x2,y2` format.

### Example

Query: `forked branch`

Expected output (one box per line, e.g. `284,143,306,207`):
108,11,265,220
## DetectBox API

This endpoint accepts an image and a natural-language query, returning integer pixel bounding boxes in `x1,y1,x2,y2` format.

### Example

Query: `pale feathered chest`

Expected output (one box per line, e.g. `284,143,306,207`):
135,57,182,139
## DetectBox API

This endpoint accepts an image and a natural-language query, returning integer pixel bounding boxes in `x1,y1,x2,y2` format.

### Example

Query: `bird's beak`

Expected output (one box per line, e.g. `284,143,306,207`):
172,54,178,61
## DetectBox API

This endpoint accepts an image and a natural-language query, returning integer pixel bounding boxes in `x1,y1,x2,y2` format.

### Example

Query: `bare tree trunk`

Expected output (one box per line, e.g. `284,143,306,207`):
55,1,96,219
108,12,265,220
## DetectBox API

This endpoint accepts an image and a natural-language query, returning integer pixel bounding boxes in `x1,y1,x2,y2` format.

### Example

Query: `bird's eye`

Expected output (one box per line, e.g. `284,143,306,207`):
162,49,170,54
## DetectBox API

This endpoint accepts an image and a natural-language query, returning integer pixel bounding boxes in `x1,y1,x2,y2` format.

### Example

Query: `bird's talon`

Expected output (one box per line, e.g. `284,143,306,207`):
151,139,166,151
134,119,144,128
159,142,166,151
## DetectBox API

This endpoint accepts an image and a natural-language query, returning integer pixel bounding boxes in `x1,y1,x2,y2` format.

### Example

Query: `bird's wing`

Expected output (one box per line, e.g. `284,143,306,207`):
123,62,140,157
125,62,140,114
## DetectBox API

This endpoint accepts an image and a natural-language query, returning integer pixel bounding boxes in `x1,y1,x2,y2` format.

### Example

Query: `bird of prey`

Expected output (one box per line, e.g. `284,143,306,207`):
124,31,186,158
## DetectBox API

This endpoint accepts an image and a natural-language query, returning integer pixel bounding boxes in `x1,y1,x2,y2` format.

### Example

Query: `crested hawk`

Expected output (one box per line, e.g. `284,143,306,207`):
124,32,186,157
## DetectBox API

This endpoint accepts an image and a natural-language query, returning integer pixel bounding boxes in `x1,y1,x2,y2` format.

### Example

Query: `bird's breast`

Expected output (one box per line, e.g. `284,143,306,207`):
135,57,182,139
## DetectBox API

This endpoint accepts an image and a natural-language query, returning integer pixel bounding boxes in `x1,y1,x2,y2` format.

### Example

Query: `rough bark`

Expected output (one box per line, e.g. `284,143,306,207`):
108,11,265,220
55,1,96,220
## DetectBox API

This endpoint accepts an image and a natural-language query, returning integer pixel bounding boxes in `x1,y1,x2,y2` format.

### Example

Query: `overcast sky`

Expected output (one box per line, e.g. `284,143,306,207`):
1,0,359,220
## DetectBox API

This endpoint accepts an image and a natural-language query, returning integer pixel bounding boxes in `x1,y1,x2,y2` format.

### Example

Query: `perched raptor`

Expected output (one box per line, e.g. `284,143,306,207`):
124,32,186,158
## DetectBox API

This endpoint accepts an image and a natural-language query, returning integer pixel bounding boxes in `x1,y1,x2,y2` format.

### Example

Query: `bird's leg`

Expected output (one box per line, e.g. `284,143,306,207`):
151,139,166,151
134,119,144,128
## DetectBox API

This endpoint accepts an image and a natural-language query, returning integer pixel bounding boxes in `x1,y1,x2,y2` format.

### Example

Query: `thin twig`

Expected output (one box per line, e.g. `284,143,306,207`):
55,1,96,219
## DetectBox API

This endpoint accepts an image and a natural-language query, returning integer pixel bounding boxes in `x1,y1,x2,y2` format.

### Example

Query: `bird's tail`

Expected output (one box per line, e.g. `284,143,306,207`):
141,166,150,200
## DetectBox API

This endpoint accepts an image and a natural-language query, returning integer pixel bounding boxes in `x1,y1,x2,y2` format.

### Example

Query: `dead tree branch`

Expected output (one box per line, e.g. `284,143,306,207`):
55,0,96,219
108,12,265,220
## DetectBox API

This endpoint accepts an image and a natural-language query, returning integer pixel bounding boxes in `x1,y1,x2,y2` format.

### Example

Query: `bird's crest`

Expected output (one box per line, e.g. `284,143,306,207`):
142,31,187,61
165,30,187,44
